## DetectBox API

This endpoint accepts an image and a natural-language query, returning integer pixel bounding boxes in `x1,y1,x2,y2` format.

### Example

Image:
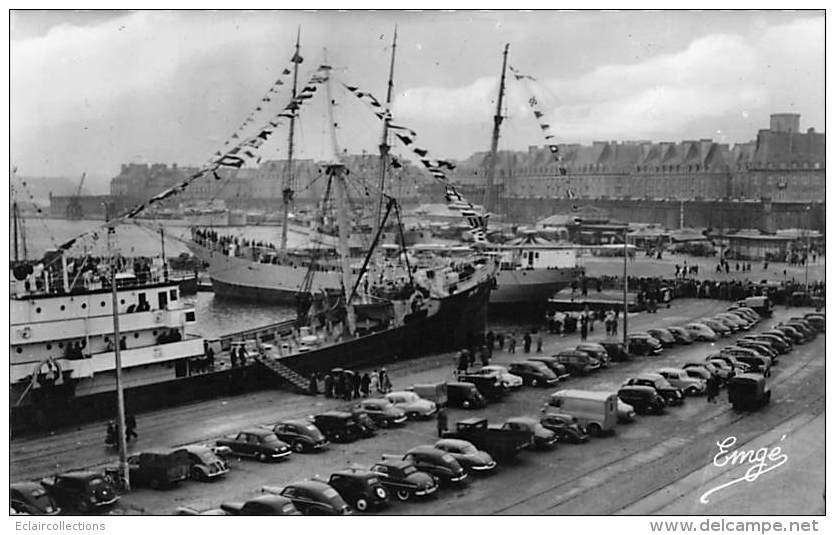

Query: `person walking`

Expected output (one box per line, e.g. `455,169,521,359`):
580,317,588,341
706,374,720,403
479,345,490,367
436,407,448,438
536,332,543,353
308,372,319,395
486,330,495,352
496,332,505,351
379,368,392,394
369,369,380,394
125,414,138,442
352,371,361,399
507,334,517,354
523,332,532,353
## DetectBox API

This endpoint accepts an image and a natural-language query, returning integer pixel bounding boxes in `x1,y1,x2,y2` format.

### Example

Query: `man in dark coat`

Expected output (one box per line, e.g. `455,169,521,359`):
308,372,319,395
523,332,532,353
323,373,334,398
352,371,361,399
360,373,371,397
706,374,720,403
436,408,448,438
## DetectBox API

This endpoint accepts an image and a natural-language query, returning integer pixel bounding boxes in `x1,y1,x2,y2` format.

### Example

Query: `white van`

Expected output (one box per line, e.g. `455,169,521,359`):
544,389,618,436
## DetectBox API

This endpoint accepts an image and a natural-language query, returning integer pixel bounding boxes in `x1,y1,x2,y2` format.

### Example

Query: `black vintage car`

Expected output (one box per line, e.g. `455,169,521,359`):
623,374,684,406
216,429,292,462
617,385,666,415
539,413,589,443
445,381,487,409
326,469,389,512
354,398,408,428
40,471,119,513
369,459,439,501
433,439,497,473
727,373,772,411
122,449,191,489
647,328,676,347
349,408,379,437
182,445,229,481
598,341,633,362
401,445,468,485
219,495,301,516
312,411,363,443
11,482,61,515
457,373,506,402
264,481,352,515
268,420,329,453
527,355,572,378
626,333,664,355
501,417,558,450
442,418,533,462
507,361,559,387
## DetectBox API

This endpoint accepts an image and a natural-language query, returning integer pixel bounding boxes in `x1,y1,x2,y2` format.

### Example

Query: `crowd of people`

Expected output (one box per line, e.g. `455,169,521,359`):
314,368,393,399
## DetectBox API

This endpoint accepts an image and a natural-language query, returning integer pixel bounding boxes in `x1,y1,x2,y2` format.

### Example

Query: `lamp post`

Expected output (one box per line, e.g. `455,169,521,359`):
108,226,130,491
622,225,629,353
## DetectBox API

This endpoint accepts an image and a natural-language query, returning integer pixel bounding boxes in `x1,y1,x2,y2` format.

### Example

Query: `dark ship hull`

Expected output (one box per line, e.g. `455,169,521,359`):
11,276,493,436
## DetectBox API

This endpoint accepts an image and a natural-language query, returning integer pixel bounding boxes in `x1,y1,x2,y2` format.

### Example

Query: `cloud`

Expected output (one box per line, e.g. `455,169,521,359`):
393,18,822,145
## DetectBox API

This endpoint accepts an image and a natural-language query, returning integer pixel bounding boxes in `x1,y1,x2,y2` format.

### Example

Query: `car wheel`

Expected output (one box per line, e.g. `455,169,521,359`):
258,452,268,462
531,378,540,387
408,412,419,420
333,432,342,442
395,489,411,501
379,419,390,428
191,466,205,481
292,441,305,453
355,498,369,511
686,387,699,396
586,422,602,437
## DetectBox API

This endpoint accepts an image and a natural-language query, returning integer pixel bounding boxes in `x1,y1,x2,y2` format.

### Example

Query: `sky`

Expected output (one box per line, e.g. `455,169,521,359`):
9,10,825,192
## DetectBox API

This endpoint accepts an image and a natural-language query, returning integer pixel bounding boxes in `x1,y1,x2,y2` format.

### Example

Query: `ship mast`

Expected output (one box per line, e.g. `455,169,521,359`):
280,27,302,251
374,26,398,233
13,199,20,263
324,50,356,336
483,43,509,214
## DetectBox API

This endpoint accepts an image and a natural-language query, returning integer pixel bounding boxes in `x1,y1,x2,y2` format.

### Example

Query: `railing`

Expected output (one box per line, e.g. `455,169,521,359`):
215,319,297,351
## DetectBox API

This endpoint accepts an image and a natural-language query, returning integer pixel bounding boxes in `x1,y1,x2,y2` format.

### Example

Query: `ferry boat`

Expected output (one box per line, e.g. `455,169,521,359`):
10,256,206,434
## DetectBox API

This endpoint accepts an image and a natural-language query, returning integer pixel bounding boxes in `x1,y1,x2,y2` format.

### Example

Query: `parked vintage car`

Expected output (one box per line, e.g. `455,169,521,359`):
623,373,684,406
710,314,744,332
554,349,601,375
441,417,533,461
219,495,300,516
682,322,718,342
617,385,665,415
312,411,363,443
527,355,572,378
354,398,408,428
385,391,438,419
216,429,291,462
40,471,119,513
538,413,590,443
700,318,731,337
324,469,389,512
263,481,352,516
735,340,778,361
182,445,229,481
706,353,750,374
735,296,772,317
682,365,712,383
656,367,707,396
368,460,439,501
401,446,468,485
646,328,676,347
456,373,506,402
802,313,825,332
683,361,732,382
727,373,771,410
119,449,191,489
626,333,663,355
267,420,329,453
616,400,637,422
665,326,694,345
501,417,558,449
740,334,789,354
433,439,496,473
445,381,488,409
728,306,760,323
507,361,560,387
575,342,611,367
598,341,633,361
348,408,379,437
10,482,61,515
472,365,524,390
717,312,754,330
720,347,772,376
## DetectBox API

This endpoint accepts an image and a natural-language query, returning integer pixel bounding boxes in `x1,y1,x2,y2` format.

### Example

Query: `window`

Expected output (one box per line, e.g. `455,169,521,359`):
100,301,106,307
169,289,178,301
81,303,87,309
60,305,65,311
36,307,41,314
16,347,22,354
46,344,52,350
